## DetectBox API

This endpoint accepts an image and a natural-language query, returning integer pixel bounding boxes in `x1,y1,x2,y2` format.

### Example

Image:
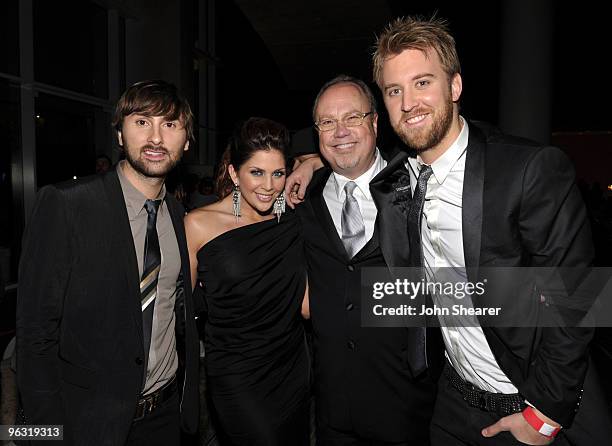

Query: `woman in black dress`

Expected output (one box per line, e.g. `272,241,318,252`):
185,117,310,445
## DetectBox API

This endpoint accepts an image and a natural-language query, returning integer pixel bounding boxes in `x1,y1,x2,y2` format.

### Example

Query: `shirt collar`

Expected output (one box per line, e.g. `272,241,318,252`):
330,148,384,200
407,116,469,184
116,160,166,221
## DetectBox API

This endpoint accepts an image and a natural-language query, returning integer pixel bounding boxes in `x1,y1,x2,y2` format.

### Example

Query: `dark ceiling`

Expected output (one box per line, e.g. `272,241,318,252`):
234,0,394,89
230,0,611,134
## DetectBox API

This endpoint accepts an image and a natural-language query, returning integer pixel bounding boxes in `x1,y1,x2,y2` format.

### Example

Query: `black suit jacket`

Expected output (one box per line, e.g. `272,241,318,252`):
16,170,199,445
296,153,436,442
378,121,600,429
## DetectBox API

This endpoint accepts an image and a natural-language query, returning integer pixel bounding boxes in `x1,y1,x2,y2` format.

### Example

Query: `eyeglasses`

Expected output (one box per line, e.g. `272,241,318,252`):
314,111,374,132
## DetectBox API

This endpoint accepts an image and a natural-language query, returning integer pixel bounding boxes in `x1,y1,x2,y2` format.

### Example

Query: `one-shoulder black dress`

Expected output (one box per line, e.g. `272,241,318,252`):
197,212,310,445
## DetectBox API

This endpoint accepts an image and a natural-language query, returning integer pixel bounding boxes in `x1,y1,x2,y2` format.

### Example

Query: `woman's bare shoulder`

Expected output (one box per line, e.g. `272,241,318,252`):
184,200,236,249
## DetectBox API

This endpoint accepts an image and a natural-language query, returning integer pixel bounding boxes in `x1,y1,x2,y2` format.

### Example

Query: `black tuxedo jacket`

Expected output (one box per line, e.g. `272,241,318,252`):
378,121,599,429
296,153,437,442
16,170,199,445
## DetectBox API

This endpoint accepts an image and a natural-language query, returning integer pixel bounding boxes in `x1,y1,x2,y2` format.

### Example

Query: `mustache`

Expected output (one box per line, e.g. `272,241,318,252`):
399,108,429,122
141,144,169,153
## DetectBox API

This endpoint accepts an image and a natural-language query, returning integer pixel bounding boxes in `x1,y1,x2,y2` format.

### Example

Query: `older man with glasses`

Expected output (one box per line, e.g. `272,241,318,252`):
293,74,439,446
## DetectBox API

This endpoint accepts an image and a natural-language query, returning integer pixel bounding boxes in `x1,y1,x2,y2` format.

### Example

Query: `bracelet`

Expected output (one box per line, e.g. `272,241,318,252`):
522,406,561,438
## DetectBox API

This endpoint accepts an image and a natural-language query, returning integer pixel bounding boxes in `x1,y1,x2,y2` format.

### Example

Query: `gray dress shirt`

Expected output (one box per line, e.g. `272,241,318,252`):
117,162,180,395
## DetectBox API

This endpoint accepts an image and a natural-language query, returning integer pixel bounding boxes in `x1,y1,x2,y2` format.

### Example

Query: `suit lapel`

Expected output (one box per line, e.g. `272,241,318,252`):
462,125,486,284
370,151,412,269
370,150,410,187
354,222,380,259
102,170,143,344
309,167,381,260
166,195,191,290
308,167,349,259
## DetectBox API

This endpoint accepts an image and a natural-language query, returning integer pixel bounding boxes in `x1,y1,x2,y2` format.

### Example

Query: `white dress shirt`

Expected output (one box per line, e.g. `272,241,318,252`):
406,117,518,394
323,148,387,253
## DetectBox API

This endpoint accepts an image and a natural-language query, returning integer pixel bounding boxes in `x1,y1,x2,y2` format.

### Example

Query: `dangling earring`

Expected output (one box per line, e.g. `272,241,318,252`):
232,184,241,221
274,193,286,223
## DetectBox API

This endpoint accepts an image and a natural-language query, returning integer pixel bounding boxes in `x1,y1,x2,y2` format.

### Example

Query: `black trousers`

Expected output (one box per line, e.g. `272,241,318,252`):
430,373,571,446
317,422,415,446
125,389,180,446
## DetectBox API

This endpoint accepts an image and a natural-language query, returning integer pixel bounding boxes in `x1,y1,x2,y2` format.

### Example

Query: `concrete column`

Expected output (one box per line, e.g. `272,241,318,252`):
196,0,217,169
498,0,553,144
108,9,122,103
18,0,37,221
205,0,217,167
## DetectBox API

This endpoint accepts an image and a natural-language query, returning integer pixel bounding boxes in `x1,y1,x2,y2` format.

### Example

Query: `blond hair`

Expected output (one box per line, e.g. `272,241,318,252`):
372,16,461,88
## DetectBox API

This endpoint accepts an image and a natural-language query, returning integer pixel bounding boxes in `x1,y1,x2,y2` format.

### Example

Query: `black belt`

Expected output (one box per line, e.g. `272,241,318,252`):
134,376,177,421
444,363,526,417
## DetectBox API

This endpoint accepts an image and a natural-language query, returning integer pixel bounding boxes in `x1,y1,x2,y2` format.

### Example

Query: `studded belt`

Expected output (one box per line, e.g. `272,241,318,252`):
133,376,177,421
444,363,526,417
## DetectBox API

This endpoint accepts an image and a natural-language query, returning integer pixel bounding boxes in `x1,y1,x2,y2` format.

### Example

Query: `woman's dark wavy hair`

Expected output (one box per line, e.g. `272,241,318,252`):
215,117,290,199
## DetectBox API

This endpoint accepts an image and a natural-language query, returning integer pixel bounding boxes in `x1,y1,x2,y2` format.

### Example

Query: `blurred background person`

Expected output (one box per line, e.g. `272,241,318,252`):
290,126,319,171
94,154,112,174
183,173,216,212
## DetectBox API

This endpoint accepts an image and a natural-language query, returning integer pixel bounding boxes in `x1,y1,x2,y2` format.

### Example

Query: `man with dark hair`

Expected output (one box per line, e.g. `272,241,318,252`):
295,74,438,445
17,80,199,445
372,15,609,446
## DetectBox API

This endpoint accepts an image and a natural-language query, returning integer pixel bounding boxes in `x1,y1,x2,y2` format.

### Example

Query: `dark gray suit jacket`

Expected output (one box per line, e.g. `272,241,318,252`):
16,170,199,445
296,151,438,443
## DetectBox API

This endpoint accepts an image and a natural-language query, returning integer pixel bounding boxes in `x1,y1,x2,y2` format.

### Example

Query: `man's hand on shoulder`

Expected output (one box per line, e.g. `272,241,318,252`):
285,156,323,208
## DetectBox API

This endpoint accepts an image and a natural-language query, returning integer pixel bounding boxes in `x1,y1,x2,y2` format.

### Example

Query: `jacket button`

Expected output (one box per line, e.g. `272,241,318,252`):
135,357,143,365
346,303,354,311
347,340,355,350
347,265,355,272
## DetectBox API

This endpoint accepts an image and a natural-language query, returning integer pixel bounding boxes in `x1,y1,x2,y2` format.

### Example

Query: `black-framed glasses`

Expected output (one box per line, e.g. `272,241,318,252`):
314,111,374,132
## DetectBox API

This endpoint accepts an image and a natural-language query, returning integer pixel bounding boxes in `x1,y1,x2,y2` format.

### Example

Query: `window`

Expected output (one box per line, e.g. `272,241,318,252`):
0,79,21,283
33,0,108,98
0,1,19,76
35,93,111,187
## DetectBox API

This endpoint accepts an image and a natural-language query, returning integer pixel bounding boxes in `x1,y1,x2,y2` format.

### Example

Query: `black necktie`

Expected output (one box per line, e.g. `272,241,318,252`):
406,165,433,376
408,165,433,268
141,199,162,383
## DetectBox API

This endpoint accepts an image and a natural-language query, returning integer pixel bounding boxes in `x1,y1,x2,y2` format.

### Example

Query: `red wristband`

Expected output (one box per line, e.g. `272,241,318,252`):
522,406,561,438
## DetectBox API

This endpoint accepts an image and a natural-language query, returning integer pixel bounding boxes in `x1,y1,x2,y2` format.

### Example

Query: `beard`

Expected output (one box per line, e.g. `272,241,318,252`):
393,95,454,153
334,155,360,171
124,144,182,178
